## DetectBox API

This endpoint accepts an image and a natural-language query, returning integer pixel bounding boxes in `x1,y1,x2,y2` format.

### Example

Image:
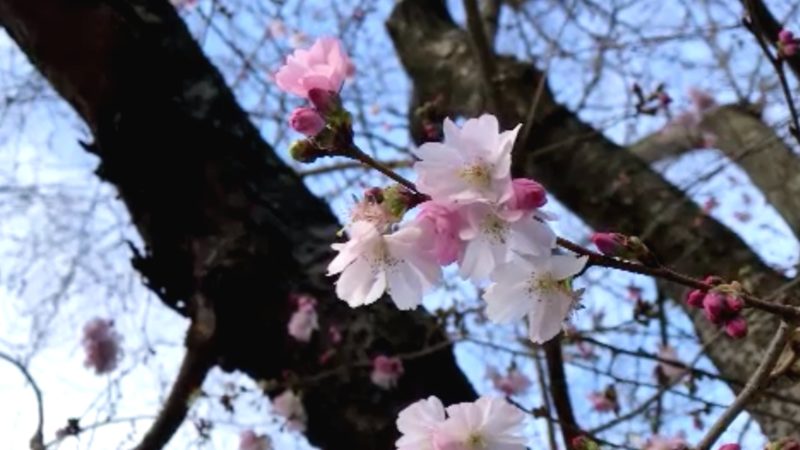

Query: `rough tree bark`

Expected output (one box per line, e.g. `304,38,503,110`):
630,103,800,239
387,0,800,439
0,1,476,449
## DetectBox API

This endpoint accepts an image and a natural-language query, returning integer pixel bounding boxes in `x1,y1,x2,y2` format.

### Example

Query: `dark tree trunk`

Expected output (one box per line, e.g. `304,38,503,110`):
0,1,475,449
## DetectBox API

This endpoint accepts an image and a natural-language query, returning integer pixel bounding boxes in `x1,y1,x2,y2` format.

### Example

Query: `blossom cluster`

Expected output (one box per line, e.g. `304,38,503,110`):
274,36,587,345
396,396,526,450
686,278,748,339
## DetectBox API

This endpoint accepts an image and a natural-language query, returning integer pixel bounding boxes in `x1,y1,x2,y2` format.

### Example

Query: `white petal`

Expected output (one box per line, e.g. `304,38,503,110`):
549,254,588,280
511,217,556,256
335,257,386,307
527,291,573,344
387,263,424,310
483,282,530,323
396,397,446,450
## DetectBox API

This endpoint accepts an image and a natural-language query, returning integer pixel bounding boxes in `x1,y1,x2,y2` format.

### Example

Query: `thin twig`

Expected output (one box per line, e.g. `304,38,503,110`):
694,321,793,450
0,351,44,450
743,0,800,143
533,347,560,450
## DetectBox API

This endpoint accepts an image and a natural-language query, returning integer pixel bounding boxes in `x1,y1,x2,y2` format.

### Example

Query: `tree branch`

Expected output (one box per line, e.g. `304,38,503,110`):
695,321,793,450
0,351,44,450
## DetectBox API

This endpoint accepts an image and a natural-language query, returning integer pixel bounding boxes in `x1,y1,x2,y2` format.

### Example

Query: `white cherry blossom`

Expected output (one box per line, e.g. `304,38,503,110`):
433,396,526,450
396,396,447,450
327,221,440,310
458,203,556,281
483,254,588,344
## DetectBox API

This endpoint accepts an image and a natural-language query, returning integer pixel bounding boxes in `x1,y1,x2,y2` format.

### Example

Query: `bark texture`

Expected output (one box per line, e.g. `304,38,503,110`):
631,103,800,239
387,0,800,439
0,1,476,449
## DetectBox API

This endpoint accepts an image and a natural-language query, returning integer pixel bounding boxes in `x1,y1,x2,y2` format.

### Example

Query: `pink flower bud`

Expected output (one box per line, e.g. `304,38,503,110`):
724,316,748,339
308,88,337,114
725,295,744,313
702,292,725,324
719,444,741,450
370,355,404,389
780,29,795,44
508,178,547,211
487,367,532,396
686,289,705,308
289,107,325,136
779,29,798,57
590,232,627,257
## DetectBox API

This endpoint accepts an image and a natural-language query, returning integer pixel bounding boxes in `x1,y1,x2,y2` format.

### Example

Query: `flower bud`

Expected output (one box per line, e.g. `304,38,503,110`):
686,289,705,308
591,232,627,257
702,292,725,324
289,139,323,163
308,88,338,114
718,444,740,450
289,107,325,136
509,178,547,211
724,316,748,339
725,295,744,313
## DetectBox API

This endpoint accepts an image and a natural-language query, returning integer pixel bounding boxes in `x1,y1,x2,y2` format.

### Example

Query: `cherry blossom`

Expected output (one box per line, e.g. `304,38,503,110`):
275,37,352,98
413,115,518,205
396,396,446,450
487,367,531,396
272,390,307,432
239,430,273,450
483,254,587,344
433,396,526,450
416,201,465,266
458,203,556,280
371,355,404,389
287,295,319,342
327,221,440,309
81,317,123,375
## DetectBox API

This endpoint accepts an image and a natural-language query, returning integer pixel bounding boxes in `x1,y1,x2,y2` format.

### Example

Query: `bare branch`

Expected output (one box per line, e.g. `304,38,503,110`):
0,351,44,450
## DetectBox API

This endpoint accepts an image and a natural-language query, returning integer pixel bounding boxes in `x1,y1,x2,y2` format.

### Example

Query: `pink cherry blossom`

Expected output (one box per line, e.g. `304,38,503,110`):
288,107,325,136
483,254,587,344
724,316,748,338
433,396,526,450
371,355,404,389
287,296,319,342
413,115,518,205
272,390,307,432
81,317,122,375
487,367,531,396
327,221,441,309
416,201,465,265
239,430,272,450
275,37,352,98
